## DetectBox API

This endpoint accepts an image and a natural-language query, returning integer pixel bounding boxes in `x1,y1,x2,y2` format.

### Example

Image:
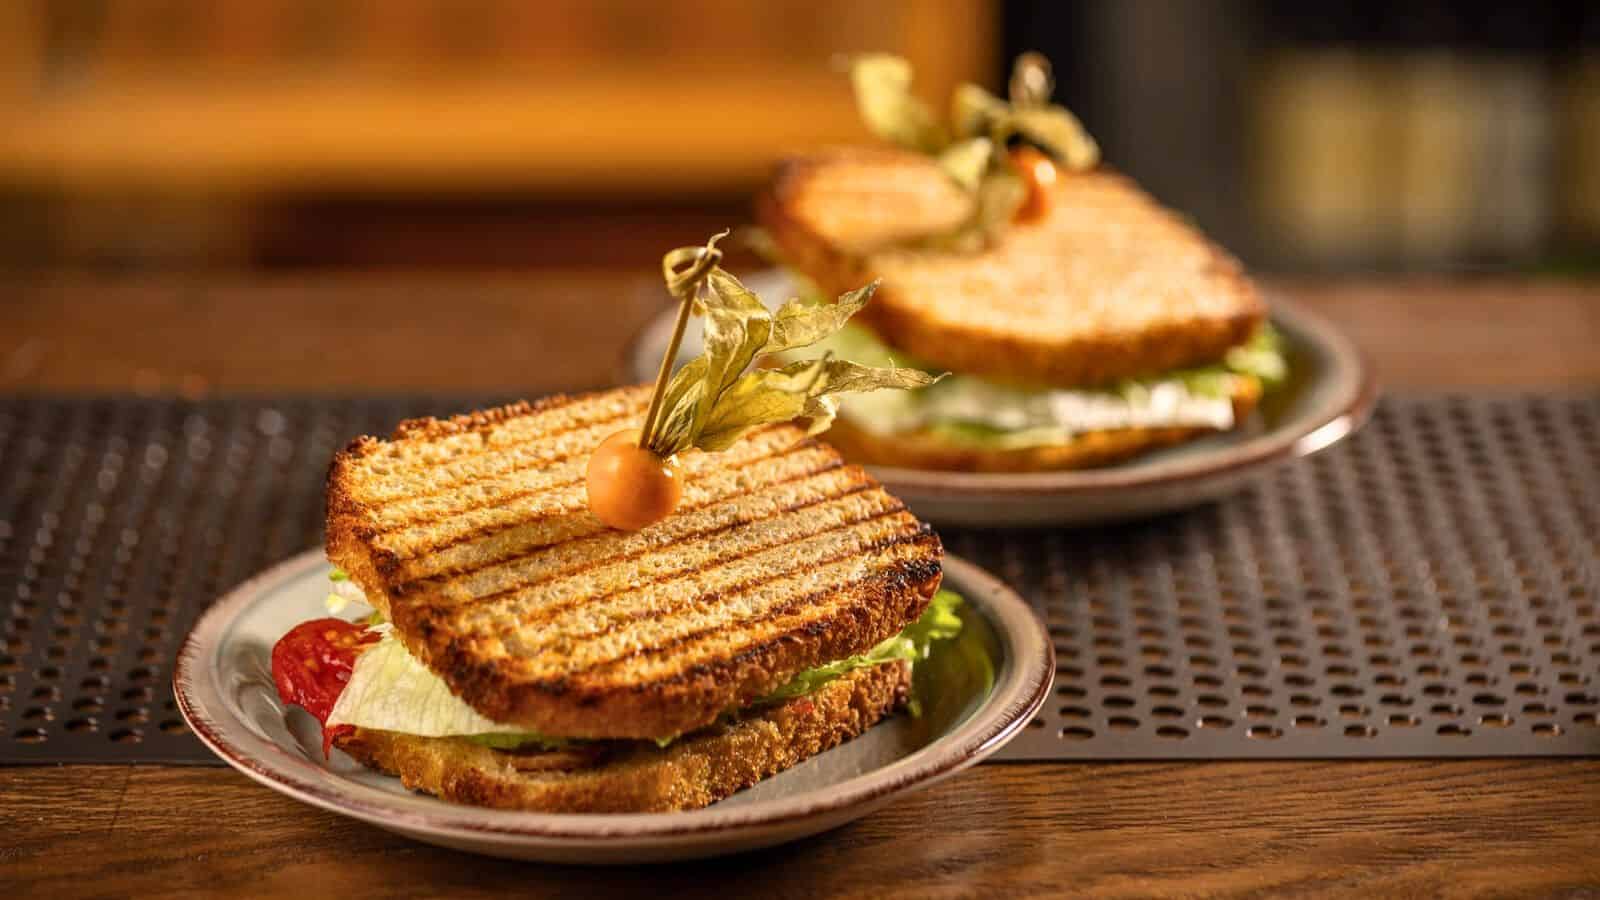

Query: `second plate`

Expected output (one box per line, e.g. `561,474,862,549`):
626,270,1375,527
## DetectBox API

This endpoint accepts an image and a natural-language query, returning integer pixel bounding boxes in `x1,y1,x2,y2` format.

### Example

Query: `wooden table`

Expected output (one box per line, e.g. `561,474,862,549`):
4,272,1599,898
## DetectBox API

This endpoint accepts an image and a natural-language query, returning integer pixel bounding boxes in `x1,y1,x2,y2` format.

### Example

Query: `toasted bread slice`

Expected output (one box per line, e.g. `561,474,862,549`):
758,147,1266,388
335,660,909,812
325,386,942,742
826,375,1262,473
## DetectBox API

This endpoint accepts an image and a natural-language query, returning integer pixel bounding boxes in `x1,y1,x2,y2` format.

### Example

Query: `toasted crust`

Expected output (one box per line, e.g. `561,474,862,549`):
828,376,1263,473
334,660,910,812
325,386,942,742
758,148,1266,388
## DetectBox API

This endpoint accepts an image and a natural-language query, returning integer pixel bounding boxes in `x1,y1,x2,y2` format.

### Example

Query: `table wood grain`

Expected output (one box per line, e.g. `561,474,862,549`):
4,273,1598,392
3,271,1599,898
4,761,1599,899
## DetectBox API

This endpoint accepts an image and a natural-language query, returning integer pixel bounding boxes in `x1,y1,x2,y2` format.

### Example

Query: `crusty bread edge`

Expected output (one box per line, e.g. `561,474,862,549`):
824,376,1263,473
758,151,1268,387
334,660,911,812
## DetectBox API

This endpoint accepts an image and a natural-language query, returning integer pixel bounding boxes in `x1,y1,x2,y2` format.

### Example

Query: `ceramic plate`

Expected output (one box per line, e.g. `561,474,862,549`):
625,270,1376,527
175,551,1051,864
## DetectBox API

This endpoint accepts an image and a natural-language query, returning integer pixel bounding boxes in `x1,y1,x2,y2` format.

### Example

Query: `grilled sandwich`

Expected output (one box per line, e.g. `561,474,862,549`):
756,147,1287,472
274,385,954,812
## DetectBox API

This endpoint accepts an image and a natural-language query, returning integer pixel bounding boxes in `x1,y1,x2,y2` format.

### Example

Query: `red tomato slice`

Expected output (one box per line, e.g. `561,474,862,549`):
270,617,378,757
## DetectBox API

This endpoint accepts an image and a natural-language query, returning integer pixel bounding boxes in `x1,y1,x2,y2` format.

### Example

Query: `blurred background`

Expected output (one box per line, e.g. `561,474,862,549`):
1,0,1597,274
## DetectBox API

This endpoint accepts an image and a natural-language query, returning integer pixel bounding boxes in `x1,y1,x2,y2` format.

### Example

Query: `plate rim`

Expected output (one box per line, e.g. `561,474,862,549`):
620,277,1377,498
174,550,1052,845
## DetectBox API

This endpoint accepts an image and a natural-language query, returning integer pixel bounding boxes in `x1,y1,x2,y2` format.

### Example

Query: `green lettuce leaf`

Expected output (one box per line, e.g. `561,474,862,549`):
325,566,370,616
758,589,964,716
1221,326,1289,386
326,627,559,742
912,595,997,734
463,732,569,751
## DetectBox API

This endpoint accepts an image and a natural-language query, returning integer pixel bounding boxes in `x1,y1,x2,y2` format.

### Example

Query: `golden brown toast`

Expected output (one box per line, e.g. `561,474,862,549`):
335,660,909,813
325,386,942,742
758,147,1266,388
825,375,1262,472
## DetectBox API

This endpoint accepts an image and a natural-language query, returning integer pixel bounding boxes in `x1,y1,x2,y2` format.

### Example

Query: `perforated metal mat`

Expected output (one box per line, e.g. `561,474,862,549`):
1,393,1597,765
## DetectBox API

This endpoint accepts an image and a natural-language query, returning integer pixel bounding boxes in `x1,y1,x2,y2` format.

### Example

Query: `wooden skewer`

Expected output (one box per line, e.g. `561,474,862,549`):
638,279,696,448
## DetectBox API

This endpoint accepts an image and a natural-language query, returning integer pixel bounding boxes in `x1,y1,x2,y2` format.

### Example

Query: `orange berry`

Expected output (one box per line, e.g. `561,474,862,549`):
1010,145,1058,224
585,428,683,531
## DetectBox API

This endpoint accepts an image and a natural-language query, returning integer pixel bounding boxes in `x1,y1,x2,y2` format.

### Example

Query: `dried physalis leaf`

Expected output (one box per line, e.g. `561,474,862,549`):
955,54,1098,172
975,172,1028,238
849,52,1100,244
850,54,947,154
1008,50,1055,107
951,83,1008,142
644,243,941,458
767,283,874,354
695,358,827,452
1010,106,1099,171
660,230,728,311
591,233,941,531
936,137,994,193
697,355,940,451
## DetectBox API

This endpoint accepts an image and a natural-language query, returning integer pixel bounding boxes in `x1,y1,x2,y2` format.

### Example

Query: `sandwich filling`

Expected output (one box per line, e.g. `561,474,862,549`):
776,318,1287,451
276,568,963,754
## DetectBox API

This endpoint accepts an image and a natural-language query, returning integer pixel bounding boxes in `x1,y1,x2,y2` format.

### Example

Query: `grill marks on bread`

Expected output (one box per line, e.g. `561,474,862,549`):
410,473,892,621
417,526,937,735
564,536,939,684
456,511,929,674
391,442,844,585
325,387,943,740
354,388,649,503
369,425,807,567
401,459,864,603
